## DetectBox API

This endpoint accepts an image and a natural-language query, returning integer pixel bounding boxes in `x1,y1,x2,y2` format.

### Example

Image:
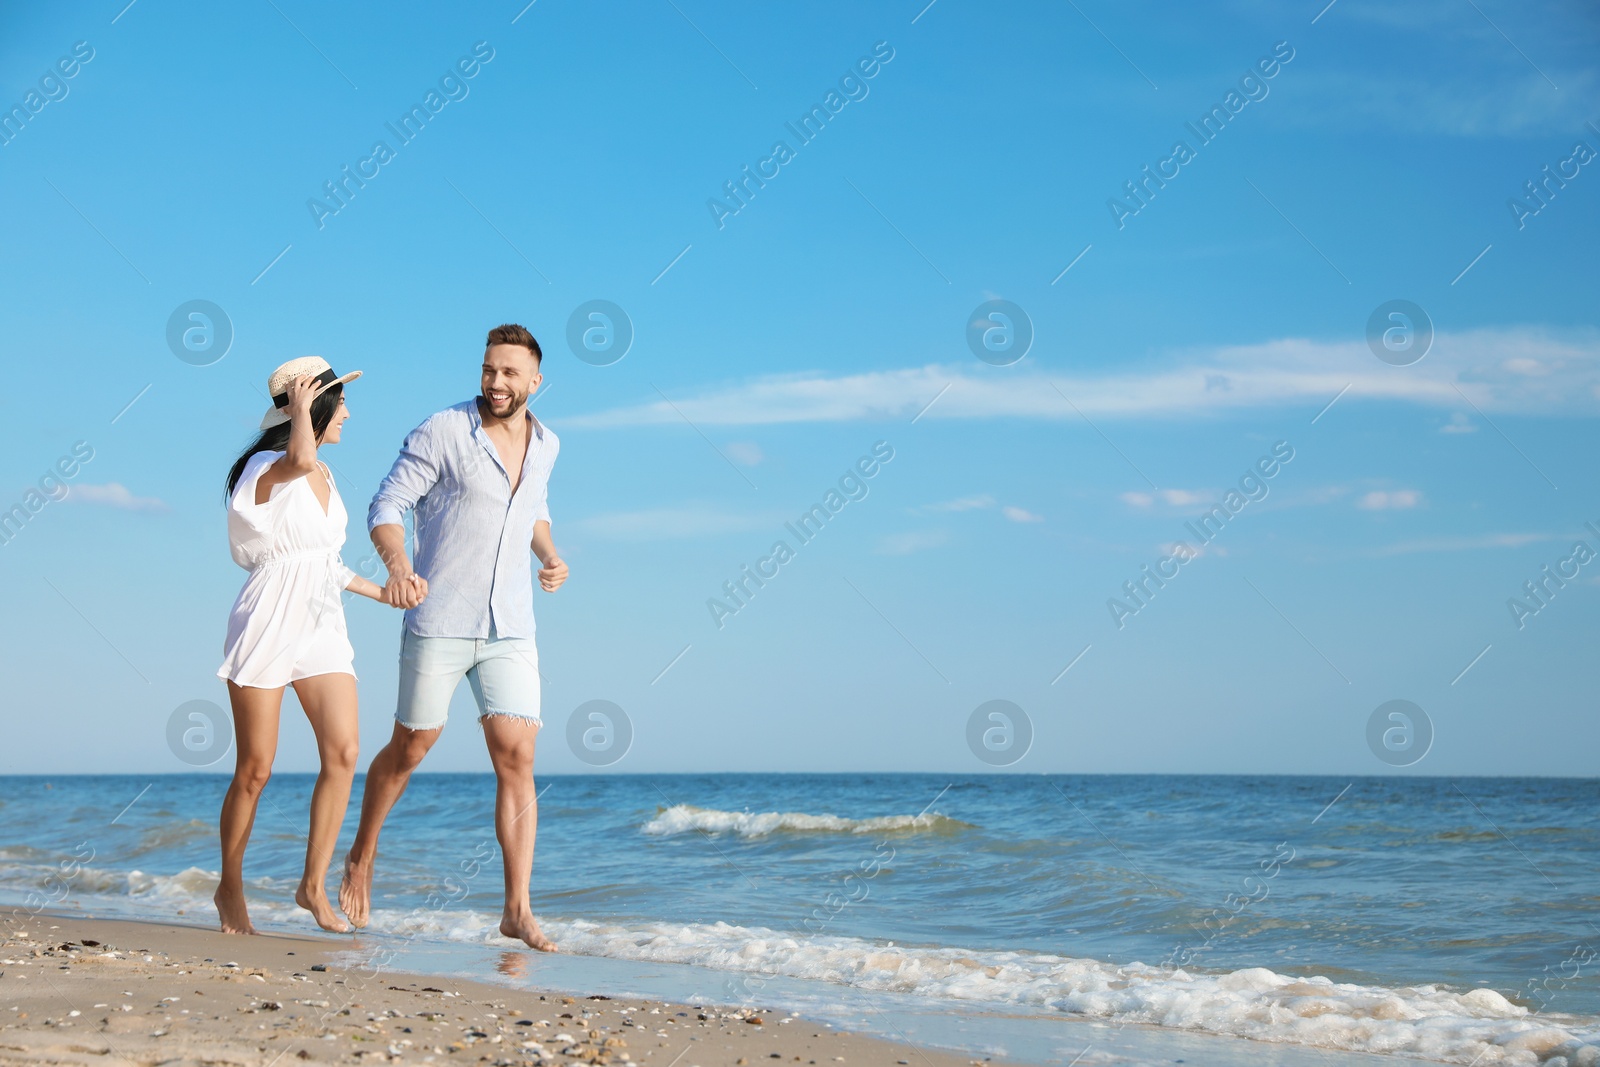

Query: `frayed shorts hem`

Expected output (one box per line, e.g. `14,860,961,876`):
479,711,542,728
393,711,541,731
394,628,542,731
395,716,449,732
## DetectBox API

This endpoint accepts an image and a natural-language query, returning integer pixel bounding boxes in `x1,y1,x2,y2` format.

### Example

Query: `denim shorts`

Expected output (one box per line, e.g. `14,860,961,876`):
395,626,542,730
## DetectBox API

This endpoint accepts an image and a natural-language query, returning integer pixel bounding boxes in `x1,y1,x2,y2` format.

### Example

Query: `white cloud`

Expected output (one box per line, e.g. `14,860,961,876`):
1357,490,1423,510
1439,412,1477,434
566,326,1600,428
1503,357,1553,376
1159,540,1221,559
1276,66,1600,138
724,441,764,466
571,506,774,541
65,483,168,512
918,494,994,513
1002,506,1043,523
1369,533,1556,556
1280,486,1351,507
877,530,950,556
1120,489,1222,509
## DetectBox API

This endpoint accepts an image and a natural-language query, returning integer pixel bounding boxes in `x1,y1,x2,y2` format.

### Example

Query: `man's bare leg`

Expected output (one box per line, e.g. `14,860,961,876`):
339,722,441,927
483,715,555,952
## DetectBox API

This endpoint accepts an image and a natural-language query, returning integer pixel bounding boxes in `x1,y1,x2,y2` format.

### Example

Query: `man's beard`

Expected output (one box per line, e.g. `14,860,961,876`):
483,390,527,417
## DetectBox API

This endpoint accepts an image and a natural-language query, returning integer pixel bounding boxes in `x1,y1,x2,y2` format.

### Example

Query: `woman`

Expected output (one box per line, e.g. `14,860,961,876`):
215,357,414,934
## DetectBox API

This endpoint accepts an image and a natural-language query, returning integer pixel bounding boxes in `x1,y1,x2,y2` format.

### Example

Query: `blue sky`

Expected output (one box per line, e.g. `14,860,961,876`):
0,0,1595,776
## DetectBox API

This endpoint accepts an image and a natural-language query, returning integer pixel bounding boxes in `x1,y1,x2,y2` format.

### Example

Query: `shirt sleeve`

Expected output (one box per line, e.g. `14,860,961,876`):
368,419,442,531
533,431,558,525
335,558,359,590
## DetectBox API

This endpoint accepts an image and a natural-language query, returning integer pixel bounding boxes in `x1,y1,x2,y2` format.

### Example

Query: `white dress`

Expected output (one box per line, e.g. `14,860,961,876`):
217,451,359,688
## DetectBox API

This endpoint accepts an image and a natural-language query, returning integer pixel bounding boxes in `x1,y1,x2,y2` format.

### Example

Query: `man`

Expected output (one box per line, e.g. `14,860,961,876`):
339,323,566,951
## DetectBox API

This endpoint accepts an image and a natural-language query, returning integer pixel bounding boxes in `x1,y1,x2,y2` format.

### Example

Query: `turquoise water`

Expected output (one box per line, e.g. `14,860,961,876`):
2,773,1596,1065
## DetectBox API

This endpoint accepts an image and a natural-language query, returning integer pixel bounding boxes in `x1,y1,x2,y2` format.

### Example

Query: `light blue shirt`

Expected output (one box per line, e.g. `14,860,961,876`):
368,400,558,640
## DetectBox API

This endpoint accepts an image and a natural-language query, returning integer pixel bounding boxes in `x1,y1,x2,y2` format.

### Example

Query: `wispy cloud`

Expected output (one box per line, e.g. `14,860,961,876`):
1123,488,1215,508
571,505,776,542
877,530,950,556
1161,539,1219,559
1002,506,1044,523
1357,489,1423,510
917,494,995,513
65,483,168,512
1278,68,1598,137
566,327,1600,428
1369,532,1556,556
724,441,764,466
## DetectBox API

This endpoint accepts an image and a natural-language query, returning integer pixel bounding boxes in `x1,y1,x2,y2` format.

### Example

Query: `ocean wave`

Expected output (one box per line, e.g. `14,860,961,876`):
0,863,290,915
348,909,1598,1066
640,804,968,838
8,867,1599,1066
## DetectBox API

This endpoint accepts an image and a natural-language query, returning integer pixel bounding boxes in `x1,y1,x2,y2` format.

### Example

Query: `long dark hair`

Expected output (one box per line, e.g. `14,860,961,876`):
225,384,344,498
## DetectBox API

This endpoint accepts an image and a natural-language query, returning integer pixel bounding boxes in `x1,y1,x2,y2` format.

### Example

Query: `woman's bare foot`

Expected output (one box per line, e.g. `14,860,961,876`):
338,853,371,928
214,886,257,935
296,879,350,933
500,912,557,952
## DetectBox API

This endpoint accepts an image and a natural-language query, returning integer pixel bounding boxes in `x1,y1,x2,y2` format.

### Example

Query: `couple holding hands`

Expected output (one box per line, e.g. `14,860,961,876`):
214,324,563,951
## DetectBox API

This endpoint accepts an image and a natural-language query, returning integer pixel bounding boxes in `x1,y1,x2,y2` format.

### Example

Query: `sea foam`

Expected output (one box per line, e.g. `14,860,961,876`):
10,862,1600,1067
640,804,966,838
364,909,1600,1066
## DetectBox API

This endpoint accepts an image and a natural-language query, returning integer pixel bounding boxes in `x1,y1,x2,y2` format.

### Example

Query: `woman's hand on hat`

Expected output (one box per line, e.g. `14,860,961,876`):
285,373,319,417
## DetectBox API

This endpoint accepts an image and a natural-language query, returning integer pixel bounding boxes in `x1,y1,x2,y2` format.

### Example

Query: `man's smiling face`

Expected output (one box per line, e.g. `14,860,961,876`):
481,342,541,419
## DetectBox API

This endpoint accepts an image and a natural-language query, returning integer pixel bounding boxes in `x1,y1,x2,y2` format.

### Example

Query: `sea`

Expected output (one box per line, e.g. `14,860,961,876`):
1,773,1596,1067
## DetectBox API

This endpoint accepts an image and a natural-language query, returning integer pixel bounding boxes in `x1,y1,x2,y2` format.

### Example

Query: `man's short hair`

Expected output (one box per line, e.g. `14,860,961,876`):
485,323,542,364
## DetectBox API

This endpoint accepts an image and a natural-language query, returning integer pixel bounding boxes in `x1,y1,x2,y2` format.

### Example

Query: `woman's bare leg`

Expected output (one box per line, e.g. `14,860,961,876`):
290,672,360,933
216,681,284,935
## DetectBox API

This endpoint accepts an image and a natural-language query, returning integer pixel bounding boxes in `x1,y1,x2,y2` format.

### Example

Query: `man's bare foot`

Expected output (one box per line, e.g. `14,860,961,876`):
338,853,372,929
295,879,350,934
214,886,257,935
500,913,557,952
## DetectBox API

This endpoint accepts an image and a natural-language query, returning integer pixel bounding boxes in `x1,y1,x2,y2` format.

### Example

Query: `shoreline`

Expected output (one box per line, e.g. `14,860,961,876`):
0,911,1007,1067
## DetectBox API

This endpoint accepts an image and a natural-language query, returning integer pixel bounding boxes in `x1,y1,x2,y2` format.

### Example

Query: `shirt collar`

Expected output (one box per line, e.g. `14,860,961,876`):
466,397,543,441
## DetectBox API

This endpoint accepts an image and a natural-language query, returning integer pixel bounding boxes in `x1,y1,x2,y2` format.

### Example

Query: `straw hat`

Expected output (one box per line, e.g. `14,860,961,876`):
260,356,362,429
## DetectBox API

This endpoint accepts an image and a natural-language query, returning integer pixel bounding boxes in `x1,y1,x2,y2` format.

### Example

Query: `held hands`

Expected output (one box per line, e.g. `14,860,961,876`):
538,556,568,593
382,572,429,609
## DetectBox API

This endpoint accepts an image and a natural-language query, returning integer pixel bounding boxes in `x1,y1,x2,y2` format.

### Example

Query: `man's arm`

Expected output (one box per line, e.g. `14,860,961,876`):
370,523,427,607
368,421,441,608
531,520,567,592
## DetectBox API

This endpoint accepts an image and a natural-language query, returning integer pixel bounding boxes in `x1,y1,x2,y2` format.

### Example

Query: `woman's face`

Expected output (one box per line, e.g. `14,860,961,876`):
319,395,351,444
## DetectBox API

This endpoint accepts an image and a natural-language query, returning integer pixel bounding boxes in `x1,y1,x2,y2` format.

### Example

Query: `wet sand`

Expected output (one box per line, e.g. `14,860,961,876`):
0,912,1008,1067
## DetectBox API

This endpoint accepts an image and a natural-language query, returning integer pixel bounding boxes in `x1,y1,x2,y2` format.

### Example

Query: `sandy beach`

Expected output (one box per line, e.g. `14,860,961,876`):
0,912,1004,1067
